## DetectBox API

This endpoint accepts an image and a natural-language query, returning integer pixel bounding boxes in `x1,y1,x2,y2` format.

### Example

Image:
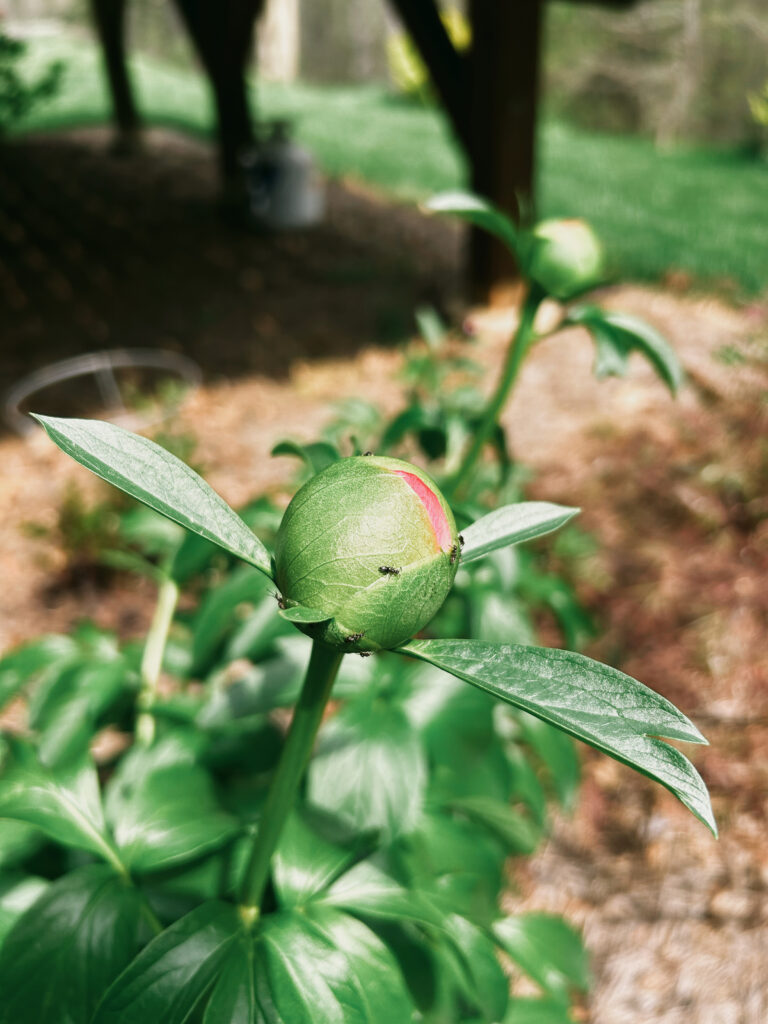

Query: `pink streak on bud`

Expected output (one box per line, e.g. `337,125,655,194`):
394,471,452,552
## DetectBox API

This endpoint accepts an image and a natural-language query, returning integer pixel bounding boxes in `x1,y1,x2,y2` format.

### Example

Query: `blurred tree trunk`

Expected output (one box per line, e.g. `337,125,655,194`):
89,0,141,144
171,0,266,182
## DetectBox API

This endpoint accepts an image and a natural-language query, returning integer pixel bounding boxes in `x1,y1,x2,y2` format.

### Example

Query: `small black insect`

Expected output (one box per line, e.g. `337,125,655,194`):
344,631,365,644
274,592,286,610
362,451,374,457
379,565,401,576
458,534,465,547
358,651,372,658
449,544,459,565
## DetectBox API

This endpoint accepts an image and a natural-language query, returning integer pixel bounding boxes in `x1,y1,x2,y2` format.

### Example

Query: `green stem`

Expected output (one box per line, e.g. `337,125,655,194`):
446,283,545,499
238,639,343,920
136,575,179,746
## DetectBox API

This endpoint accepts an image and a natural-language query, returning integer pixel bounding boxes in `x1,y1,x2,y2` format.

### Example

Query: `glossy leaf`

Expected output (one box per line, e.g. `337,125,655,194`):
424,191,519,256
201,935,258,1024
0,740,125,872
309,697,426,842
31,659,130,767
0,864,154,1024
442,913,510,1023
191,566,272,674
93,901,241,1024
445,795,540,855
105,747,240,873
394,810,504,924
319,858,444,930
494,912,589,1003
0,634,78,711
566,305,684,395
259,907,413,1024
0,874,49,944
399,639,716,834
272,810,361,907
504,997,574,1024
272,439,340,476
518,714,581,811
33,415,273,578
460,503,580,565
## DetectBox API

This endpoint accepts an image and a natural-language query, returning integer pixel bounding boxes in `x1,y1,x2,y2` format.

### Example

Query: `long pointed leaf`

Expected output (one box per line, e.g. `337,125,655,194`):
33,415,273,578
424,191,519,255
398,639,716,835
460,503,579,564
566,306,683,395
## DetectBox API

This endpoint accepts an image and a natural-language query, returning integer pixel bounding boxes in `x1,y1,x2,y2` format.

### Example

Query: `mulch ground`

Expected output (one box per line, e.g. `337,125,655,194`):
2,128,767,1023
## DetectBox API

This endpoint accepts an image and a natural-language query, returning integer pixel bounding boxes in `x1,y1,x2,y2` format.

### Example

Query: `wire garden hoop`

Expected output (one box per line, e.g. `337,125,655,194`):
4,348,202,437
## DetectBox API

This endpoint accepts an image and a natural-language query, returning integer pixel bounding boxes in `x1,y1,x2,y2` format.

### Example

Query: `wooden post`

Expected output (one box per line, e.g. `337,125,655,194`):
468,0,543,299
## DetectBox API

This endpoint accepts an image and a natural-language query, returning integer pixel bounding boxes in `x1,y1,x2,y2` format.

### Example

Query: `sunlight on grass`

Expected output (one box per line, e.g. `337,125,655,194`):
14,36,768,294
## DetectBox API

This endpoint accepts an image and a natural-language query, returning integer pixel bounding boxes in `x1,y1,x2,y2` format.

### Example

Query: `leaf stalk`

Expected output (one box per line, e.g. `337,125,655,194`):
136,575,179,746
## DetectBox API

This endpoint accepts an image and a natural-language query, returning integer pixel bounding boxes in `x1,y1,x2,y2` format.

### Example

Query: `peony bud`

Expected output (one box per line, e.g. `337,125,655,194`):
529,218,604,301
275,456,460,653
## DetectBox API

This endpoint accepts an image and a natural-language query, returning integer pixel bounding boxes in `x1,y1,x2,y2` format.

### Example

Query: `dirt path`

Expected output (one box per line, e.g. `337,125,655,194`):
2,129,767,1022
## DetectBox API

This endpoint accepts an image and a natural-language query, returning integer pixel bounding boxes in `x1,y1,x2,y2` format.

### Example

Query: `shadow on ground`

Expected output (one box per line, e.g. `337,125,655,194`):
0,127,461,427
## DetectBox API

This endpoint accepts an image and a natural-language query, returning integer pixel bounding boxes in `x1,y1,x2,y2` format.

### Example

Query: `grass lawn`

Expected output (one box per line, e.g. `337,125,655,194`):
13,36,768,295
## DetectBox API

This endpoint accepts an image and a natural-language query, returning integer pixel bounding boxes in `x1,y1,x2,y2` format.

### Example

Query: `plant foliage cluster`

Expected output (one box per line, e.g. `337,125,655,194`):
0,197,713,1023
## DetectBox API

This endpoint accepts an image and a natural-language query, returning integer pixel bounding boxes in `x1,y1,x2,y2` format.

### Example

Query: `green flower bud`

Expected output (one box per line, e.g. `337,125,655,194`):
275,456,460,653
530,218,604,300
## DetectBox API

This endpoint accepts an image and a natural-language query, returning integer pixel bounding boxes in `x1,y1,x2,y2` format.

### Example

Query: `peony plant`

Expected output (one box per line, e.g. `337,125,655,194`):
0,412,715,1022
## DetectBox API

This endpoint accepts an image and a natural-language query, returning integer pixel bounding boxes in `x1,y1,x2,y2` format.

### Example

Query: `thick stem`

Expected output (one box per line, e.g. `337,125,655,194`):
238,639,343,920
136,576,179,747
446,284,544,498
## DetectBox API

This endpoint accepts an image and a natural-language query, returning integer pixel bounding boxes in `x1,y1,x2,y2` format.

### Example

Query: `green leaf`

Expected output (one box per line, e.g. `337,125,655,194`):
308,698,426,842
398,640,716,835
0,634,78,711
517,715,581,811
191,565,272,674
442,913,510,1023
319,858,444,930
271,440,340,476
493,913,589,1003
0,865,154,1024
504,996,575,1024
0,821,44,870
93,901,241,1024
272,809,361,907
0,740,125,872
31,659,130,767
424,191,519,256
279,605,334,625
566,306,684,395
414,305,447,350
259,908,414,1024
201,935,257,1024
460,503,580,564
0,874,49,944
32,415,273,578
445,795,540,855
394,810,504,923
105,746,241,873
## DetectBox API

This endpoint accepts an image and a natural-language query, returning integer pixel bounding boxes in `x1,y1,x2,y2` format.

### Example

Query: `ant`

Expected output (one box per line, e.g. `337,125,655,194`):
344,631,365,644
379,565,401,576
